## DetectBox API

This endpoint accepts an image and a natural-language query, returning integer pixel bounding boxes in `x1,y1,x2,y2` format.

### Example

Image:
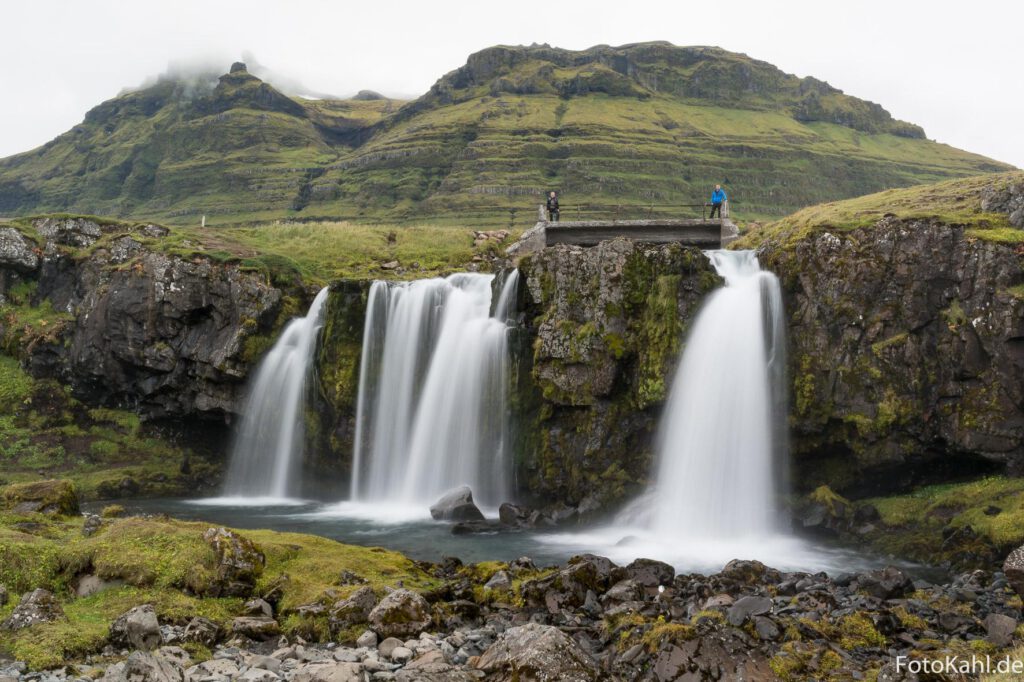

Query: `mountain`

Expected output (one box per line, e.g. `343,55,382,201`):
0,44,1013,226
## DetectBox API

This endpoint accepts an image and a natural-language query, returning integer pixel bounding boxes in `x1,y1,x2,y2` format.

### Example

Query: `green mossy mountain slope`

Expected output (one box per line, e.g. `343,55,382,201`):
0,44,1012,226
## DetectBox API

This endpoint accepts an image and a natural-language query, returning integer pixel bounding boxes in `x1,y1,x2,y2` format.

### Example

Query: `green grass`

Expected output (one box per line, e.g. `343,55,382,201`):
0,356,32,410
212,221,511,284
867,476,1024,547
738,171,1024,249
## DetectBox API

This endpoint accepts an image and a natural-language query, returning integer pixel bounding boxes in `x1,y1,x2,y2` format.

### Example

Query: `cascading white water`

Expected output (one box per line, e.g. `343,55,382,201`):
537,249,800,569
648,249,787,538
222,287,330,500
350,271,519,508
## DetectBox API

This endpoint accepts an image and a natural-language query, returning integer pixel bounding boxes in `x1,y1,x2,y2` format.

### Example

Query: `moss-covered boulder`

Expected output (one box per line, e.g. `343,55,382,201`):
0,479,79,516
202,527,265,598
367,588,432,638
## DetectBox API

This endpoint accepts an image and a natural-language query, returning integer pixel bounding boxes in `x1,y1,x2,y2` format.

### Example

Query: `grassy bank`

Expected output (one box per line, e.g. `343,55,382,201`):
0,507,438,668
738,170,1024,249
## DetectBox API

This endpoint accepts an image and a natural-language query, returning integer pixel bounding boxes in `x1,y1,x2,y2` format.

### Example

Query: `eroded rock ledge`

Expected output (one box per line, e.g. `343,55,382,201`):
0,217,295,422
760,217,1024,493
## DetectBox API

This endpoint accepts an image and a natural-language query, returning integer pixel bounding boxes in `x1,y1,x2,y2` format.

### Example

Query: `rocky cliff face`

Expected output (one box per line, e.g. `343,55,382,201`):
308,280,368,495
0,218,293,424
515,238,720,508
759,218,1024,494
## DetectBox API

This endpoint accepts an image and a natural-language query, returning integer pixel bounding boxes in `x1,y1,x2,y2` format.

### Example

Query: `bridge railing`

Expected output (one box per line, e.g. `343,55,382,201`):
538,201,729,221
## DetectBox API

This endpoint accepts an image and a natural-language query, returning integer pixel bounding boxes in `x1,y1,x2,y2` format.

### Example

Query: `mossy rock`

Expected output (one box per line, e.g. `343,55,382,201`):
0,479,79,516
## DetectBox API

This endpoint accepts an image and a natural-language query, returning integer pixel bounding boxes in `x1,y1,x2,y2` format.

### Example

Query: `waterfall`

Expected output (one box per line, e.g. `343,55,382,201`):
222,287,330,500
351,271,519,507
649,249,787,538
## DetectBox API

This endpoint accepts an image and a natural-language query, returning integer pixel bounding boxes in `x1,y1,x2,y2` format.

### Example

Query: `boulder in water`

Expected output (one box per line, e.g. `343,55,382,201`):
429,486,485,522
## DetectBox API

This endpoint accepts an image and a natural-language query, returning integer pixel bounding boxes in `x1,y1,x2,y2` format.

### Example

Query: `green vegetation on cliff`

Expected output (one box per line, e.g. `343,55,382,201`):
0,357,210,499
0,45,1011,226
739,170,1024,249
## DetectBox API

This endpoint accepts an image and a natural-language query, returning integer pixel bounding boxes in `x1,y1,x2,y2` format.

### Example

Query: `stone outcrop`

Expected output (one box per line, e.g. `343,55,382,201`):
0,217,292,423
759,218,1024,492
0,227,39,275
981,176,1024,228
0,479,79,516
1,589,64,630
109,605,162,651
474,623,603,681
516,238,719,507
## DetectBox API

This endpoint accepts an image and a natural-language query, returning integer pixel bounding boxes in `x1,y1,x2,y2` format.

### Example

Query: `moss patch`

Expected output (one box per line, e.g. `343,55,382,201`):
0,513,438,669
738,171,1024,251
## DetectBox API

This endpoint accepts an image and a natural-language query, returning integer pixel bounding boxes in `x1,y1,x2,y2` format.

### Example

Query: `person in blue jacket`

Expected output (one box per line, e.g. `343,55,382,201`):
709,184,727,218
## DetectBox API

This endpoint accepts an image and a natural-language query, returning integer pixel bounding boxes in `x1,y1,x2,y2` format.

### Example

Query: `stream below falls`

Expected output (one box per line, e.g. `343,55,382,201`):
103,497,941,581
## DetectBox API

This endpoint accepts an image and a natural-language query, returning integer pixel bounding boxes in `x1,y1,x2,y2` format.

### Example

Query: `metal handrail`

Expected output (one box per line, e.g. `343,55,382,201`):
542,202,726,221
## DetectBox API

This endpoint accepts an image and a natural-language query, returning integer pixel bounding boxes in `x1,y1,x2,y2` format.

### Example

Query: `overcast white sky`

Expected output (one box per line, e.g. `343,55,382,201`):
1,0,1022,167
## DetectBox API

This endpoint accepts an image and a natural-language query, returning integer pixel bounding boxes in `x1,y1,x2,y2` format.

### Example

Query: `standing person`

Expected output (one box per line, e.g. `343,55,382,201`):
546,190,560,222
709,184,727,219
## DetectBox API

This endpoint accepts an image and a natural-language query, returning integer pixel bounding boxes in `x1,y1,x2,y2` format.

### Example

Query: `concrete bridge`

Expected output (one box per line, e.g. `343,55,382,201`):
544,217,738,248
505,205,739,258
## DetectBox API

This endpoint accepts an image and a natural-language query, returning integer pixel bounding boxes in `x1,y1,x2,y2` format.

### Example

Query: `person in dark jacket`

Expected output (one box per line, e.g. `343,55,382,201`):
546,191,560,222
709,184,727,219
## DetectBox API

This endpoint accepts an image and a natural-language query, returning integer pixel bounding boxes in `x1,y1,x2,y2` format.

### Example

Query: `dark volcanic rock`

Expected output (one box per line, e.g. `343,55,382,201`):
759,218,1024,487
855,566,914,600
1,218,289,423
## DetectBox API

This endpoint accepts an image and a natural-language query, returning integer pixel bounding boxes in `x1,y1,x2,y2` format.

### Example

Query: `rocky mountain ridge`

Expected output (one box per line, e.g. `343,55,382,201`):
0,44,1012,225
